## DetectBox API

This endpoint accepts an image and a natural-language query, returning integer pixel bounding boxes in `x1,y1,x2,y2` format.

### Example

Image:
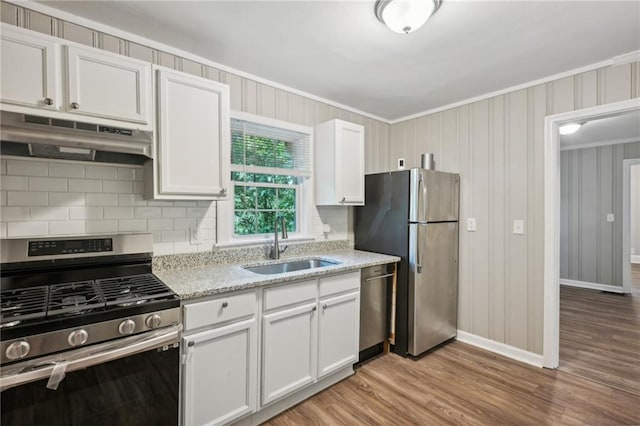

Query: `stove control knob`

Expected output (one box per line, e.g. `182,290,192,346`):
6,341,30,360
68,329,88,347
118,319,136,335
145,314,162,329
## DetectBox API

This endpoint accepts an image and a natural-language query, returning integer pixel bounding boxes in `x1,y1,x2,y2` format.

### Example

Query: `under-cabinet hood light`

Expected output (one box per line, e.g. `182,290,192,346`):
559,123,582,135
375,0,442,34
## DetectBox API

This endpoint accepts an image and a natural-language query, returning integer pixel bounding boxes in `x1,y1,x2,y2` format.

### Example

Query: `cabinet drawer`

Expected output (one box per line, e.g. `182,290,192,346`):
319,271,360,298
263,279,317,311
184,291,256,331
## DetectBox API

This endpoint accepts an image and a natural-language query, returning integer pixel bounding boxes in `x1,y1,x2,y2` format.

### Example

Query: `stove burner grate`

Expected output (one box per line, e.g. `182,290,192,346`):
0,286,48,327
48,281,104,316
97,274,174,307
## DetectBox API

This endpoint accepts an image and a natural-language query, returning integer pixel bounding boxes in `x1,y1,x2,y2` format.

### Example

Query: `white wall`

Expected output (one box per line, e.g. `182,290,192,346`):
632,164,640,261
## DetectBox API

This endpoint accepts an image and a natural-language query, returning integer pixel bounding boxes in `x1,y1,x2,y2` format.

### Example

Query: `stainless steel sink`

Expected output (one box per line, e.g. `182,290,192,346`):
243,258,341,275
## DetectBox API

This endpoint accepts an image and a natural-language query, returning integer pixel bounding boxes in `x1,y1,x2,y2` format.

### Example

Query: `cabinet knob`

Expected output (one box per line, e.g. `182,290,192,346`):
312,306,317,312
70,102,80,110
220,188,227,195
340,197,346,203
43,97,54,106
323,304,328,310
187,341,195,347
222,301,228,308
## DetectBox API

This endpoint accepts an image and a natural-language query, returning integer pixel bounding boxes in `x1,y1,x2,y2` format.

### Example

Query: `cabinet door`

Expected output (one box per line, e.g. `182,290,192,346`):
183,319,258,426
0,26,59,109
262,303,317,405
335,121,365,205
66,45,151,124
318,291,360,379
156,69,230,197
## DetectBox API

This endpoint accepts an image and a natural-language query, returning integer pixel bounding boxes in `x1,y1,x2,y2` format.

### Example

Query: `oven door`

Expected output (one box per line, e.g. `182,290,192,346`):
1,325,180,426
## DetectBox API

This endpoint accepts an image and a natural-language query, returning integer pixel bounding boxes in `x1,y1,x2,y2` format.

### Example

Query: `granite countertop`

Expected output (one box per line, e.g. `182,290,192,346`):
155,249,400,300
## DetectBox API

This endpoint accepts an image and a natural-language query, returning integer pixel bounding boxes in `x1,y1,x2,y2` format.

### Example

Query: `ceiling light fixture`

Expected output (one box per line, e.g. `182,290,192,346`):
558,123,583,135
375,0,442,34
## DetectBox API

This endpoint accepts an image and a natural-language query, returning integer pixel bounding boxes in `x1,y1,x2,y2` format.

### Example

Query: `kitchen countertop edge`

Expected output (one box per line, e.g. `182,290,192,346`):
155,250,400,300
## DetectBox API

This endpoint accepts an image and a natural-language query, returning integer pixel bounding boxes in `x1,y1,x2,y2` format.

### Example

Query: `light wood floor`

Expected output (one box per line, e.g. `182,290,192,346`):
559,263,640,395
265,340,640,425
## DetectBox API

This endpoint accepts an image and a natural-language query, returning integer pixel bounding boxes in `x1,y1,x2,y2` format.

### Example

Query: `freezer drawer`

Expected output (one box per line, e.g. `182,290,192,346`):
359,264,393,353
408,222,459,356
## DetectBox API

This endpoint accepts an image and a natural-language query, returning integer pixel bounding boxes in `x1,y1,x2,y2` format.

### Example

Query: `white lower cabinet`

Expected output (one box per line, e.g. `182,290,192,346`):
318,291,360,379
261,303,317,405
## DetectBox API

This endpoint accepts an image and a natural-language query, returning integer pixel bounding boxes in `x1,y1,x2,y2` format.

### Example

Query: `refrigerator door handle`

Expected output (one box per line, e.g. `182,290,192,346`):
419,175,427,222
410,224,422,274
416,225,423,274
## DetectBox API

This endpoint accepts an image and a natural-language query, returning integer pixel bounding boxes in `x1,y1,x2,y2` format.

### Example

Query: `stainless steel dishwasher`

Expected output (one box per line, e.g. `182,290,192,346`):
359,263,395,362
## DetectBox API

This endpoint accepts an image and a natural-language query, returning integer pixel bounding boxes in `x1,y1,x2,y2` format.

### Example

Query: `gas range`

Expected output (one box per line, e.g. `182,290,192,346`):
0,234,180,366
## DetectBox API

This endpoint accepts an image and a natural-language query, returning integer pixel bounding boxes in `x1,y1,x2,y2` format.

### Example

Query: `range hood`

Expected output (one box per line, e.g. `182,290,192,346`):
0,111,153,165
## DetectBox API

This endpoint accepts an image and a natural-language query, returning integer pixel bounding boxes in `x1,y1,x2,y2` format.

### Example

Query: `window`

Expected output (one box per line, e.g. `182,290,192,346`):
217,112,313,246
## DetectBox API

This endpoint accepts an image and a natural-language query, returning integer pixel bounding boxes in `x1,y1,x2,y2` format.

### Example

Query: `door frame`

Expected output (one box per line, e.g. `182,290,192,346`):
623,158,640,293
543,98,640,368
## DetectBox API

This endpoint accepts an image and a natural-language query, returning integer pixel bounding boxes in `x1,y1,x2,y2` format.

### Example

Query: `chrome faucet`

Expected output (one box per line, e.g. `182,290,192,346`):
270,215,288,260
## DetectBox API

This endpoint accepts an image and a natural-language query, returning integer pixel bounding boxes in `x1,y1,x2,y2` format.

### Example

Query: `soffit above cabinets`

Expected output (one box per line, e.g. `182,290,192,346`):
35,1,640,121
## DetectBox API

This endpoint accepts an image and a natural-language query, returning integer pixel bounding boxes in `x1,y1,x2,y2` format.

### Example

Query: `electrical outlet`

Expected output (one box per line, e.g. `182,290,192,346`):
189,228,203,245
606,213,615,223
398,158,405,170
467,218,477,232
513,219,525,235
322,224,331,233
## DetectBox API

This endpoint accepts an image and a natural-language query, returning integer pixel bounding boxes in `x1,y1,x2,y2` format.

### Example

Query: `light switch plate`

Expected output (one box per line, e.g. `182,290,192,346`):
398,158,405,170
606,213,615,223
513,219,525,235
189,228,203,245
467,218,477,232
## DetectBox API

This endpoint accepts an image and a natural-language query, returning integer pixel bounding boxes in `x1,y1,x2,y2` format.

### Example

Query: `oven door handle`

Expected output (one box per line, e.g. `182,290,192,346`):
0,324,182,391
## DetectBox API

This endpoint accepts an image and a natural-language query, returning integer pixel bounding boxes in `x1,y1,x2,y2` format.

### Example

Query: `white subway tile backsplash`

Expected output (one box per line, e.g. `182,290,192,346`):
8,191,48,206
118,194,146,206
86,165,118,180
134,207,162,218
69,206,103,220
1,176,28,191
173,201,198,207
132,181,144,194
49,220,86,235
86,193,118,206
69,179,102,193
8,221,48,237
103,180,132,193
2,207,30,221
0,223,6,238
116,168,135,181
173,218,196,230
162,229,186,242
153,242,174,256
118,219,147,232
50,193,85,206
162,207,186,218
7,160,48,176
0,160,6,175
173,241,200,254
49,163,84,178
104,207,134,219
29,176,67,192
31,207,68,221
0,191,6,206
147,219,173,231
86,220,118,233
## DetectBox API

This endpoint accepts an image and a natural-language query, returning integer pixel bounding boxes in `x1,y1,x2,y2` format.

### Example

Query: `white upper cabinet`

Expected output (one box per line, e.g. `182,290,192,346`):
147,68,230,199
66,45,151,125
0,25,59,110
314,119,365,206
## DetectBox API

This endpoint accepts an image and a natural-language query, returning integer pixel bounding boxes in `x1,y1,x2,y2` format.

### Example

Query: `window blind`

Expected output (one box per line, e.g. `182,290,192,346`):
230,118,311,177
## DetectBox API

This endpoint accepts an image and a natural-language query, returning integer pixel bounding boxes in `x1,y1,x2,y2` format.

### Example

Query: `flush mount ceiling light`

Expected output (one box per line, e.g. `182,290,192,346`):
558,123,583,135
375,0,442,34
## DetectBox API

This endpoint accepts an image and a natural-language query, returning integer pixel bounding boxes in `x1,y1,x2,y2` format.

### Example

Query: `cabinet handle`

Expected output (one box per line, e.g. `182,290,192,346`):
70,102,80,110
222,302,228,308
322,304,328,310
187,341,194,347
312,306,317,312
220,188,227,195
43,97,53,106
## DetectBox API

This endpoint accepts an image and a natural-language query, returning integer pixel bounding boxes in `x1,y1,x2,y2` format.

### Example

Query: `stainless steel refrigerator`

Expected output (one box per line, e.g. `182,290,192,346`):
355,168,459,357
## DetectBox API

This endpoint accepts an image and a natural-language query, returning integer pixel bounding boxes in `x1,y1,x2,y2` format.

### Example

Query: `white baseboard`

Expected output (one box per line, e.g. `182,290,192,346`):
631,255,640,264
456,330,544,368
559,278,625,293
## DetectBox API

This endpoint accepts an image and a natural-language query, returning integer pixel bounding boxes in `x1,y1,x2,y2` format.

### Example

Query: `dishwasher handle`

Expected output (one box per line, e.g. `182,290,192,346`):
364,273,395,282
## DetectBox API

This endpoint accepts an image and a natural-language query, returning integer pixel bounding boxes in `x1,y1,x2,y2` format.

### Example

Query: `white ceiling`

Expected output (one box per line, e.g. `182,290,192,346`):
560,109,640,150
39,1,640,121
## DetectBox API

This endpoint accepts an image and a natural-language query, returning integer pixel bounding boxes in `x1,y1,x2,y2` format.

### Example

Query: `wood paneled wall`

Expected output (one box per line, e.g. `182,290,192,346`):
560,142,640,287
390,63,640,354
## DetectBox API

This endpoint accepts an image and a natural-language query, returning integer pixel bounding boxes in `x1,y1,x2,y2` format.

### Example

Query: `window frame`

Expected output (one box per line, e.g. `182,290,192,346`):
216,111,314,247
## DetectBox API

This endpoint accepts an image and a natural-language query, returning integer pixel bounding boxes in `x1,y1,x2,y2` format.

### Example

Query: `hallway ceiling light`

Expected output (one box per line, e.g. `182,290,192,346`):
559,123,583,135
375,0,442,34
